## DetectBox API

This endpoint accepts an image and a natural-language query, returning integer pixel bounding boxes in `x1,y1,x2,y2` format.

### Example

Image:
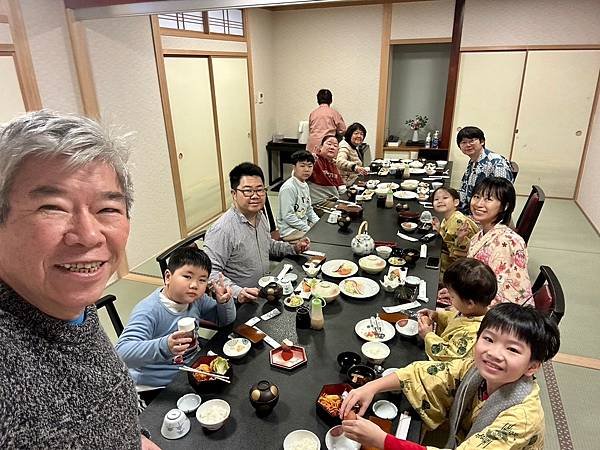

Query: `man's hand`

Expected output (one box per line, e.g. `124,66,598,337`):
294,237,310,254
238,287,260,304
342,416,387,449
213,273,233,304
168,330,192,356
141,435,161,450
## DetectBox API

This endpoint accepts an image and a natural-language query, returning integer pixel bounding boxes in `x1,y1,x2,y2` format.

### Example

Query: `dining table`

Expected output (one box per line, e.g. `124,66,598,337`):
140,162,453,449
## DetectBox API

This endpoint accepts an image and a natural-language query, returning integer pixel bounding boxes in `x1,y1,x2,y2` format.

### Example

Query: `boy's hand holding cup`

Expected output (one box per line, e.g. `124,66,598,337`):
170,317,196,361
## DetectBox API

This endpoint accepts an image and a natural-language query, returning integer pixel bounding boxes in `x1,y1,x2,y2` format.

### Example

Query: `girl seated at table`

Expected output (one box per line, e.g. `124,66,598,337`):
431,186,478,276
339,303,560,450
438,177,533,307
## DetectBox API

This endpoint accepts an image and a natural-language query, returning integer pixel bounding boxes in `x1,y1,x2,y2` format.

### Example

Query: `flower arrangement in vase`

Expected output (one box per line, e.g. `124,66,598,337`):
405,115,429,142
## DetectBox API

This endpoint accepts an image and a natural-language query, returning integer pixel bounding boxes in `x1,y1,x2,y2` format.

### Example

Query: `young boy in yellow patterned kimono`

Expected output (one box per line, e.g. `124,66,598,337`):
340,303,561,450
418,258,497,362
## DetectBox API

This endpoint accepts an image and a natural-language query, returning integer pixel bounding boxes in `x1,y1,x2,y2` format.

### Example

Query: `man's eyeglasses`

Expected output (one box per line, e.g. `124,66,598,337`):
236,188,267,198
459,138,480,147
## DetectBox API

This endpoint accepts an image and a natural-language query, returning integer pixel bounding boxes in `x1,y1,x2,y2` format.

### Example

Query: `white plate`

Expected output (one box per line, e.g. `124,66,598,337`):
223,337,251,358
410,168,426,174
409,161,423,168
355,318,396,342
284,295,305,308
377,182,399,191
372,400,398,420
339,277,380,299
393,191,419,200
395,319,418,337
283,429,321,450
258,276,277,287
321,259,359,278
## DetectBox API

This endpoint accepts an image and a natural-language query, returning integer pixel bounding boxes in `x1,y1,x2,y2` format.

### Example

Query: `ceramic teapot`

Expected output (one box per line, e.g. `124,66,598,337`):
351,221,375,256
259,281,283,303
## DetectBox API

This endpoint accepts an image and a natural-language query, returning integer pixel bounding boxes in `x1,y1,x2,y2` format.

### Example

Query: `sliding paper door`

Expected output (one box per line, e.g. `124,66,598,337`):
0,55,26,123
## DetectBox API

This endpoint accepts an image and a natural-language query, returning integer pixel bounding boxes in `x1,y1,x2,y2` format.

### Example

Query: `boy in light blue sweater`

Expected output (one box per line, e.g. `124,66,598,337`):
115,247,235,395
277,150,320,242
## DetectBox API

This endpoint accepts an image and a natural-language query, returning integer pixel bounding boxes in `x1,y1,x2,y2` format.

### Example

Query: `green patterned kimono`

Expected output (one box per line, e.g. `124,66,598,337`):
394,359,545,449
425,311,483,362
439,211,479,275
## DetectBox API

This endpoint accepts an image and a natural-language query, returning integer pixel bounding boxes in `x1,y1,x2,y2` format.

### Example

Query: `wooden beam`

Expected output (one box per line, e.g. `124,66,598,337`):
159,28,247,42
150,15,189,238
243,10,259,166
439,0,464,150
375,3,392,159
65,8,100,119
390,37,451,45
461,44,600,52
0,13,9,23
553,352,600,371
0,43,15,52
6,0,41,110
162,48,247,57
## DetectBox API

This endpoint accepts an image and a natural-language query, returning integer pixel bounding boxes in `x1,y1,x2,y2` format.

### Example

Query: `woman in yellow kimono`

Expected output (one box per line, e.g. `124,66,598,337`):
431,187,479,277
340,304,561,450
419,259,497,361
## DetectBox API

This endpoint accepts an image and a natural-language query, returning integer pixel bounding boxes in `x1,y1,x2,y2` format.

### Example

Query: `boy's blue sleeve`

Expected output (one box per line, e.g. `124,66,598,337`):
195,294,236,327
115,301,172,368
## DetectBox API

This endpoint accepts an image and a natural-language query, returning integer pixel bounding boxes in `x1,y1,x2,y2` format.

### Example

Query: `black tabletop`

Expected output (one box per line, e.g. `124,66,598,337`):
140,167,453,449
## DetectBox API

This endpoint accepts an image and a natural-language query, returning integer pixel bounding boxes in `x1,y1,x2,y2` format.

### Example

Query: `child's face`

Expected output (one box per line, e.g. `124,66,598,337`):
433,189,458,215
474,327,540,391
164,264,209,305
294,161,314,182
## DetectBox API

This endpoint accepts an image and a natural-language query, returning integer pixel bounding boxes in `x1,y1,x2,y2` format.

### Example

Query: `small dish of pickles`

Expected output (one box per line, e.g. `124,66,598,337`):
283,295,304,308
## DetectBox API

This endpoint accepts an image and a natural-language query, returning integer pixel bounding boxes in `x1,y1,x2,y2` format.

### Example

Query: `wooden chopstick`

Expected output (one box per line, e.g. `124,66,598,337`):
179,366,231,383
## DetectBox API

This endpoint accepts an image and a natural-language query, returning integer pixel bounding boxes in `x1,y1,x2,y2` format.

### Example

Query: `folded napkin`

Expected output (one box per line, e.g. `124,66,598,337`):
397,231,418,242
383,301,421,313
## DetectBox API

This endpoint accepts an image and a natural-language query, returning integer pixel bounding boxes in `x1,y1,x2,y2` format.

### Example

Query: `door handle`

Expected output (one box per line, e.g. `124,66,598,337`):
575,130,582,136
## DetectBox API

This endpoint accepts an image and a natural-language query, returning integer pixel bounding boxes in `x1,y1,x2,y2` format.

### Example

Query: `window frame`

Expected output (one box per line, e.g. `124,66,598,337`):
158,9,245,41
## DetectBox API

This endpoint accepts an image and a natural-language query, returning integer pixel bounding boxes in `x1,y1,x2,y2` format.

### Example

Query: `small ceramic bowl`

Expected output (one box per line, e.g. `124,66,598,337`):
337,351,362,372
401,222,418,233
395,319,418,337
161,408,191,440
325,425,361,450
258,276,277,287
347,364,376,388
223,337,251,359
361,341,390,365
405,275,421,288
372,400,398,420
196,399,230,430
436,160,448,168
375,245,392,260
303,263,321,277
431,181,443,189
284,430,321,450
176,393,201,414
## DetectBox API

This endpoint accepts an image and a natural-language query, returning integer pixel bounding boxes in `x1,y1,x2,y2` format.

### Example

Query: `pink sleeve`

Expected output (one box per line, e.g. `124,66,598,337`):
384,434,427,450
335,111,346,135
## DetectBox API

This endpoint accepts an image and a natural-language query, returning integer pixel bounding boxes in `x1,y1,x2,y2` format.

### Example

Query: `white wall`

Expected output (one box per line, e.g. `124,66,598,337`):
271,5,383,159
246,8,276,174
462,0,600,47
84,16,180,270
578,106,600,231
20,0,81,113
161,35,246,52
391,0,454,40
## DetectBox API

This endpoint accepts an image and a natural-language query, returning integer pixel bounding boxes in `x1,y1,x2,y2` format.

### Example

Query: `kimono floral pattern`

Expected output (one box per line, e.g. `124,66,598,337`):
468,224,533,306
393,359,546,449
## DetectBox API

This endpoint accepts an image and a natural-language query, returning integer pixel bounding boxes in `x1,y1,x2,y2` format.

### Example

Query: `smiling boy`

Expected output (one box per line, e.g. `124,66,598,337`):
277,150,320,242
340,303,560,450
116,247,235,396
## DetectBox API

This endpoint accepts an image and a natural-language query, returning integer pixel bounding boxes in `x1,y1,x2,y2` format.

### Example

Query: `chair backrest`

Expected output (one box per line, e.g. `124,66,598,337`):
515,185,545,244
532,265,565,326
510,160,519,181
156,229,206,280
96,294,124,337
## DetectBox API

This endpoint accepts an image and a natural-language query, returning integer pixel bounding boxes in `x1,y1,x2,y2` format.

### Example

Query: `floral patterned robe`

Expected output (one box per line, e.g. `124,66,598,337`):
439,211,479,276
424,311,483,362
467,223,533,306
394,359,545,449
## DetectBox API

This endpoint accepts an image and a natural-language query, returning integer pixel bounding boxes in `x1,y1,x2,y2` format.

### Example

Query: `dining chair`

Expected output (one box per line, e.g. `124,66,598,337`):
156,229,206,279
531,265,565,326
515,185,545,244
509,160,519,181
96,294,124,337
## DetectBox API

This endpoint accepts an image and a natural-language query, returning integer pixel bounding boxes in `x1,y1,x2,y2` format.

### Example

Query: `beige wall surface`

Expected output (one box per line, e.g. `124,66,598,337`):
0,23,11,44
391,0,454,40
272,5,383,160
85,15,180,270
20,0,81,113
246,8,275,174
578,102,600,231
463,0,600,47
161,35,246,53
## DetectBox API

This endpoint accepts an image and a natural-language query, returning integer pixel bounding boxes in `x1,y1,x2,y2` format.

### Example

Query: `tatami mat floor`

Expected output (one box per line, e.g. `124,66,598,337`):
102,195,600,449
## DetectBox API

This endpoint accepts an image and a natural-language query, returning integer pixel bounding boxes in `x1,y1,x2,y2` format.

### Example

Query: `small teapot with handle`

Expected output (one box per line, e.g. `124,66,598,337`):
351,221,375,256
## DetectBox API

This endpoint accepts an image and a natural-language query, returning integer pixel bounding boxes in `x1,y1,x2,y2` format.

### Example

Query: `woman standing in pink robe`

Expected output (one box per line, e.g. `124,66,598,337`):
306,89,346,154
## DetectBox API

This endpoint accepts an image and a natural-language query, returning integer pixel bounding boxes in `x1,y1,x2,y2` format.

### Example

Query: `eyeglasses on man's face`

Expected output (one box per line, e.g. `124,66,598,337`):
459,138,481,147
235,187,267,198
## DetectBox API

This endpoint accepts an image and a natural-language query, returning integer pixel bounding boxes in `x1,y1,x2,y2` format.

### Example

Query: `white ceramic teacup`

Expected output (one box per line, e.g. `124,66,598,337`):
436,160,448,168
161,408,191,440
327,211,341,224
375,246,392,260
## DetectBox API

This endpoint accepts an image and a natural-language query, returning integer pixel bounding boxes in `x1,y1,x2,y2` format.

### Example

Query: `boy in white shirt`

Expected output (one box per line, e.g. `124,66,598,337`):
277,150,320,242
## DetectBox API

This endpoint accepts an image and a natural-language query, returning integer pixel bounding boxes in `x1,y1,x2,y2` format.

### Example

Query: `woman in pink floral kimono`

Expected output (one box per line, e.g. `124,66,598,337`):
439,177,532,306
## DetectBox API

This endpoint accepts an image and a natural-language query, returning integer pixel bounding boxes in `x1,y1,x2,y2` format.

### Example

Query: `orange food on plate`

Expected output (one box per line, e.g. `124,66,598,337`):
318,393,342,416
335,264,353,276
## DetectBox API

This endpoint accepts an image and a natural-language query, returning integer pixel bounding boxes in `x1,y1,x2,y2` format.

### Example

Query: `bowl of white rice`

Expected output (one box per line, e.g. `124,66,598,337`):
283,429,321,450
196,399,230,430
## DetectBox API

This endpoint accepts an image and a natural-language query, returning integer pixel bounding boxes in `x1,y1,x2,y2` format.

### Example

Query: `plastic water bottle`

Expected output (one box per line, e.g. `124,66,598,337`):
432,130,440,149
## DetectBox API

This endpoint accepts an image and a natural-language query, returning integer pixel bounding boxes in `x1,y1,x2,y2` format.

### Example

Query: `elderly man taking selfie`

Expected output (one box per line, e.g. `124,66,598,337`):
0,110,159,449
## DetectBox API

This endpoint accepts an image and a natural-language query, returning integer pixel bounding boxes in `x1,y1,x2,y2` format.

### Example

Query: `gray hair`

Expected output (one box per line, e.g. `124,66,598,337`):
0,110,133,223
